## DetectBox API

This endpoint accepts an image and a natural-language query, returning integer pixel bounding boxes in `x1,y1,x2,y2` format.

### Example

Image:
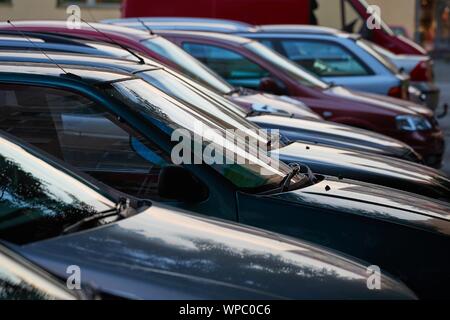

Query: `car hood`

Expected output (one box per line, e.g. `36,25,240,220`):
229,91,322,120
16,204,414,300
272,178,450,236
279,142,450,198
325,86,433,117
249,115,415,158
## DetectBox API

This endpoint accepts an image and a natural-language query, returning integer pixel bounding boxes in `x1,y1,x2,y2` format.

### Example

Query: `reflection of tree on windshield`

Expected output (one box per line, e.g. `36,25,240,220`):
0,155,97,245
0,278,50,300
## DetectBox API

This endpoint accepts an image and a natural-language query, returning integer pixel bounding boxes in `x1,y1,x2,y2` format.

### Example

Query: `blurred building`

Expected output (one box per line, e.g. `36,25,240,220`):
315,0,450,52
0,0,121,21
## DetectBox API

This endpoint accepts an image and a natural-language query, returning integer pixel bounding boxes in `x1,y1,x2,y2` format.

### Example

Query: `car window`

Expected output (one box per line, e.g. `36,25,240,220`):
102,78,297,190
0,84,171,200
356,39,400,74
138,69,258,133
182,42,271,90
0,250,76,300
141,37,234,95
280,40,370,77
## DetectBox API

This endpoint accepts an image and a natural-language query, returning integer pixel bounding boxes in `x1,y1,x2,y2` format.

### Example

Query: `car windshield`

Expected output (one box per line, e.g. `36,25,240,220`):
356,39,400,74
141,37,234,95
102,78,299,190
244,41,329,89
138,68,257,130
0,136,116,245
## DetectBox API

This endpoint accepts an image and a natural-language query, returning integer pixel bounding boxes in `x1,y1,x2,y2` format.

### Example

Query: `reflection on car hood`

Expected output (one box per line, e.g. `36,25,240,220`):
325,86,433,117
274,179,450,235
18,205,414,299
230,92,322,120
250,115,413,158
279,142,450,199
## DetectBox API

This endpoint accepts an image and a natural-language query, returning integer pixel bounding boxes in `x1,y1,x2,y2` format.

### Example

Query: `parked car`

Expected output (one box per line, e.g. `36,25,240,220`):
106,18,439,110
0,26,424,164
118,0,428,55
0,244,85,300
3,52,447,201
253,25,440,110
0,62,449,298
152,30,445,167
106,19,408,99
0,132,416,300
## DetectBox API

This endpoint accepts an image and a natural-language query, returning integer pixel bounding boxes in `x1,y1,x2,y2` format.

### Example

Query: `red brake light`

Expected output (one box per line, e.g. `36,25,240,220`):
410,60,434,82
388,85,409,100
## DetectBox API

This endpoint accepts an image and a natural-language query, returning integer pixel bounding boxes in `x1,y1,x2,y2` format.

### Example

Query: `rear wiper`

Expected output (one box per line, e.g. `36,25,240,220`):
62,198,132,235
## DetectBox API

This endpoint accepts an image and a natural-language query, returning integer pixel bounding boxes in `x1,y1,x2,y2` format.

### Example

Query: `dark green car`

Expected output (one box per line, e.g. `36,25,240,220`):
0,62,449,299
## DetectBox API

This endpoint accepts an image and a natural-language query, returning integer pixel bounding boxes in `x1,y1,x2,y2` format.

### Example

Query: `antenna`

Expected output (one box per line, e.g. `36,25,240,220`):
6,20,69,75
79,18,146,65
137,18,154,35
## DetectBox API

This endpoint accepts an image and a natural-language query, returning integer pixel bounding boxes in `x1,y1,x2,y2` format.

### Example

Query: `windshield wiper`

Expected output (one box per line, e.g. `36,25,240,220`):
281,163,302,193
62,198,132,235
281,163,317,193
226,87,244,95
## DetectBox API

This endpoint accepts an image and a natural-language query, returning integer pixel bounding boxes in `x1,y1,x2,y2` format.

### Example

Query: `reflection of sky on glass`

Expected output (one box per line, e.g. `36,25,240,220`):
142,37,233,95
112,79,287,178
0,138,114,212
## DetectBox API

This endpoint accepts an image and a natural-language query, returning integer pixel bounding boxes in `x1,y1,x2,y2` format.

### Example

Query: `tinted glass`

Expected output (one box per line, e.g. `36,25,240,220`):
183,42,272,89
280,40,370,76
244,42,329,89
0,84,170,200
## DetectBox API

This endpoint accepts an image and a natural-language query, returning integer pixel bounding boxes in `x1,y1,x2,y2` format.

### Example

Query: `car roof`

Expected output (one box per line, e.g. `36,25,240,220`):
0,51,164,73
102,18,348,37
0,20,153,41
0,31,139,58
154,30,253,45
0,59,136,84
258,24,345,35
0,51,162,75
102,17,256,33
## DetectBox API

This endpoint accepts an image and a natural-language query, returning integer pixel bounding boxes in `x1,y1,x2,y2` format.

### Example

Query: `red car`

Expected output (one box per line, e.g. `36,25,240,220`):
121,0,427,55
155,30,444,167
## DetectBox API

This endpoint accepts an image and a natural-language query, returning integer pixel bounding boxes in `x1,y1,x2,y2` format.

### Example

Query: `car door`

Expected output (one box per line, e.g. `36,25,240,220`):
269,38,398,95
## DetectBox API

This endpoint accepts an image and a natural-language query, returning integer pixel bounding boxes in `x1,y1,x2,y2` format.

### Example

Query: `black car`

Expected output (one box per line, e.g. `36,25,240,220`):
0,61,448,298
0,132,415,299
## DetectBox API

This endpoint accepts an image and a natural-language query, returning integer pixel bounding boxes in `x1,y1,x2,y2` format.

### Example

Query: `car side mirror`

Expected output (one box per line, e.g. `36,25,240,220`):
259,77,284,95
158,166,209,202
